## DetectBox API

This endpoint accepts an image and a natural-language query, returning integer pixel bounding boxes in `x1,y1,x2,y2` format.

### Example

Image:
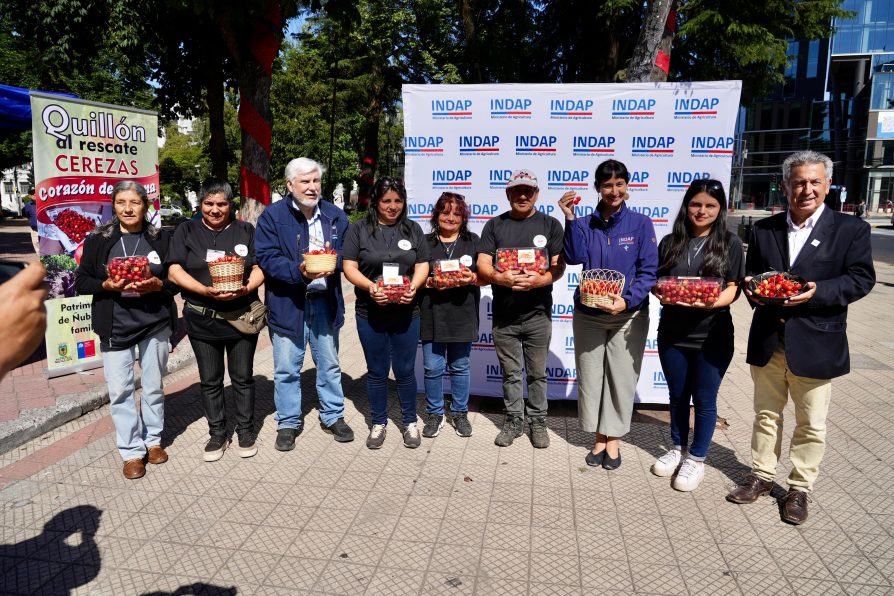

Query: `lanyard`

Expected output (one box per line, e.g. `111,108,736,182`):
119,233,143,257
379,224,398,255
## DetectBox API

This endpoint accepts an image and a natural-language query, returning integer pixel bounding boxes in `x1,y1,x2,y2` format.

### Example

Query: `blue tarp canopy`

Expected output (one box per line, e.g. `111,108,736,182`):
0,84,77,130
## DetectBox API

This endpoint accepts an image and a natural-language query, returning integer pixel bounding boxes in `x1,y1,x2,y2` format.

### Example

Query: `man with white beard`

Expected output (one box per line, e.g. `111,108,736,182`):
255,157,354,450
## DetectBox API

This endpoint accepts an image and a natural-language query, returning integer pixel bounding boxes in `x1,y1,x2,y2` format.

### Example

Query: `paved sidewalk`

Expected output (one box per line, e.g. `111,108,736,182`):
0,219,892,594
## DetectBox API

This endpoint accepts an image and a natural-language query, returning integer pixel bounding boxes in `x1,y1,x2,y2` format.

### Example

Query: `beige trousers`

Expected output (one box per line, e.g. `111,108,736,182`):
750,345,832,492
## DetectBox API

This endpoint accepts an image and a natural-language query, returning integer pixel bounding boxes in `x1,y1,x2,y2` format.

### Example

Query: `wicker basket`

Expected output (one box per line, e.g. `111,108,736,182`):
579,269,625,307
208,259,245,291
304,253,337,274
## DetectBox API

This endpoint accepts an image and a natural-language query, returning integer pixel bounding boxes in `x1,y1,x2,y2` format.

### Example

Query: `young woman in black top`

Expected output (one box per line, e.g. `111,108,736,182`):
420,193,480,439
651,179,744,491
342,177,430,450
167,178,265,463
75,181,178,480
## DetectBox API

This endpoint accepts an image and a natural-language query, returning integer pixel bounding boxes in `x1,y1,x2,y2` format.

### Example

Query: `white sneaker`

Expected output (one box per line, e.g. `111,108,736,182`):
652,448,684,477
673,458,705,492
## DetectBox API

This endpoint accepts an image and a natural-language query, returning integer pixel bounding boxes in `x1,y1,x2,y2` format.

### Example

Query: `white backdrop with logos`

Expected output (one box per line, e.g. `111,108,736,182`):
404,82,742,403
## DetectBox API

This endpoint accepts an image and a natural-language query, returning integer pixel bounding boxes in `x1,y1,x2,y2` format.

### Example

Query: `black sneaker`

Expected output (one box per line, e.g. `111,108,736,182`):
422,413,445,438
529,417,550,449
237,432,258,458
203,435,229,462
322,418,355,443
494,415,524,447
452,412,473,437
275,428,298,452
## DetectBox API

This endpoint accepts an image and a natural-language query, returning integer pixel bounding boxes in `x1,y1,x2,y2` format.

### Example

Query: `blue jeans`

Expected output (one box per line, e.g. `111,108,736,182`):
271,296,346,428
356,315,420,426
658,343,733,460
422,341,471,415
102,328,171,461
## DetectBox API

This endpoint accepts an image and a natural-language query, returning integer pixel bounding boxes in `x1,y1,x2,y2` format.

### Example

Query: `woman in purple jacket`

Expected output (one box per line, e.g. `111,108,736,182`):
559,159,658,470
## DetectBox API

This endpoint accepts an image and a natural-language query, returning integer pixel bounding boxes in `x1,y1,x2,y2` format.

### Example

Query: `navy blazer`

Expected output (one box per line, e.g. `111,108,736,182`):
745,207,875,379
255,197,350,341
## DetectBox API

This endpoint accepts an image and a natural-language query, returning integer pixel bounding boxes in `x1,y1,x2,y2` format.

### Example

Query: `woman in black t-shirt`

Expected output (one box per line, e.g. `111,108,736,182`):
167,178,265,463
651,179,744,492
343,177,430,450
75,181,178,480
420,193,481,439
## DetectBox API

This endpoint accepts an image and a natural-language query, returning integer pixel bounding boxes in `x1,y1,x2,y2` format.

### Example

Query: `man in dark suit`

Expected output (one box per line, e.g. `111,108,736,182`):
726,150,875,525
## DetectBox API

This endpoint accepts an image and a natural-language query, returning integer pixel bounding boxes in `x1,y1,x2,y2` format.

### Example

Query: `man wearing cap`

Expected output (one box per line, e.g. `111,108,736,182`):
477,169,566,448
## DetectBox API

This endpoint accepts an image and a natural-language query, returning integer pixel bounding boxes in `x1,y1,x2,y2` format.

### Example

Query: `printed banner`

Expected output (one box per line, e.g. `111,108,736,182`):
403,82,742,403
30,92,159,376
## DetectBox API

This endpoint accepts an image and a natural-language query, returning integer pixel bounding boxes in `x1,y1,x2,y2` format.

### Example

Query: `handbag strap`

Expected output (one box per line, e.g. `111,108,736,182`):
185,301,225,319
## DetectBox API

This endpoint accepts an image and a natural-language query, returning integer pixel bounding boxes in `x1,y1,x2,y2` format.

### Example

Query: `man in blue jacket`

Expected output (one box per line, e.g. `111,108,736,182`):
256,158,353,450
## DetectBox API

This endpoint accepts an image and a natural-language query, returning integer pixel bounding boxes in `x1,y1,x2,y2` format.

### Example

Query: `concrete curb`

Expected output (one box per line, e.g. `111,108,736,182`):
0,340,198,456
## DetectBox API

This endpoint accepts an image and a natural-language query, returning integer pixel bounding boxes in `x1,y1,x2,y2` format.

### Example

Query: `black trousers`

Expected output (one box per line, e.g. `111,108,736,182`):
190,333,259,437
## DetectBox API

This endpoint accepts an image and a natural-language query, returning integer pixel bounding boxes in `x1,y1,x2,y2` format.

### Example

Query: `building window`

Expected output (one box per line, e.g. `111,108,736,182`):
2,182,12,195
807,40,820,78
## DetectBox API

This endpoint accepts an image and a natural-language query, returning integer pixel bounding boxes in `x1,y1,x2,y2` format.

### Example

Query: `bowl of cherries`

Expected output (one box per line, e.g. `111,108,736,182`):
655,277,723,306
748,271,807,305
303,248,337,274
208,255,245,291
430,259,472,290
495,247,547,274
375,275,411,304
107,256,151,284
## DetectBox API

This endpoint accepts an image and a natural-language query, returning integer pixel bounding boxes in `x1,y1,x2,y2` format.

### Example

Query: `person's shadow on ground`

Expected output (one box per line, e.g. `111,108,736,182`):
0,505,102,594
142,583,237,596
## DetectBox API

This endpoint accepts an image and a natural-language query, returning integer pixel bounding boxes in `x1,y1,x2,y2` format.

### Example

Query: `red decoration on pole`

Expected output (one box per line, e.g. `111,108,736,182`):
655,50,671,75
665,9,677,33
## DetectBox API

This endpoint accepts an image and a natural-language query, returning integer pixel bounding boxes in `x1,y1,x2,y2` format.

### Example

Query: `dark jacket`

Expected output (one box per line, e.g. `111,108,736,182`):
745,207,875,378
563,201,658,314
255,197,350,341
74,224,178,341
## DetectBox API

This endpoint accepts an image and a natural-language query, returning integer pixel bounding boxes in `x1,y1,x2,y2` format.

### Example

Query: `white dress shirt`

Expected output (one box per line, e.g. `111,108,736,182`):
290,199,327,291
787,203,825,266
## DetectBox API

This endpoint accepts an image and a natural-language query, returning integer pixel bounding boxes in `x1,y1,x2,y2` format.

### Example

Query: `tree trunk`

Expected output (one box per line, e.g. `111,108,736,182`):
459,0,482,83
204,59,229,181
627,0,677,82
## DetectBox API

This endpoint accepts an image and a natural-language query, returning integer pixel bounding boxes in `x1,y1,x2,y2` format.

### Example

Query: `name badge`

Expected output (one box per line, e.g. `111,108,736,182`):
382,262,401,285
398,239,412,251
147,251,161,265
234,244,248,257
811,239,821,247
206,249,225,263
533,234,547,248
460,254,473,267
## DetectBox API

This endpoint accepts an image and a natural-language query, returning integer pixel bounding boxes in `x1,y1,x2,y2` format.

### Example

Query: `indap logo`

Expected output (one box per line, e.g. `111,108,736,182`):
644,338,658,355
549,99,594,119
631,136,674,157
690,136,735,158
546,366,577,384
472,332,495,350
431,98,472,119
552,303,575,321
515,135,557,156
490,97,533,119
489,169,513,190
564,335,575,354
611,98,656,119
485,301,493,320
485,363,504,382
566,270,580,290
432,169,472,190
459,135,500,156
666,170,711,191
653,370,668,388
572,136,615,157
674,97,721,119
629,205,670,225
628,171,650,192
535,204,556,217
407,202,434,221
468,203,501,221
404,136,444,156
546,169,589,191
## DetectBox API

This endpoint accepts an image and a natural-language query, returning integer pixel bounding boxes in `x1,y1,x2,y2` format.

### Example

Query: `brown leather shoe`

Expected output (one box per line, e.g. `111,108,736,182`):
147,445,168,465
726,473,773,504
781,489,809,525
123,459,145,479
